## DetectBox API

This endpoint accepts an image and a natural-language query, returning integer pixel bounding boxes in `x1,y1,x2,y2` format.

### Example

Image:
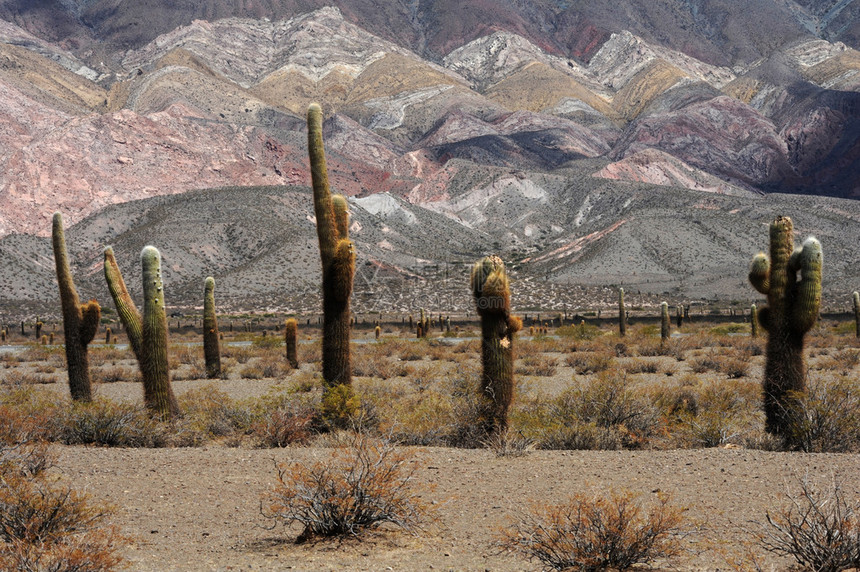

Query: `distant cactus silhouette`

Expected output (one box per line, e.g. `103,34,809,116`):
203,277,221,379
750,303,758,338
749,216,822,445
285,318,299,369
660,302,669,343
52,212,100,402
853,291,859,338
618,288,627,337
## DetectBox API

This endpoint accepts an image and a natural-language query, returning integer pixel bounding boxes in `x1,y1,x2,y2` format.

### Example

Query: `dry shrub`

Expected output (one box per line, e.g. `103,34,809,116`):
623,359,659,374
788,375,860,453
93,365,138,383
223,345,253,364
655,379,760,448
690,354,721,374
56,398,165,447
398,345,425,362
814,349,860,374
2,370,57,386
498,489,687,571
178,386,254,441
757,476,860,572
353,349,397,379
252,406,316,447
0,392,127,571
482,428,535,457
298,341,321,365
0,474,127,572
516,373,659,450
566,352,614,374
516,355,559,377
262,434,433,542
239,364,265,379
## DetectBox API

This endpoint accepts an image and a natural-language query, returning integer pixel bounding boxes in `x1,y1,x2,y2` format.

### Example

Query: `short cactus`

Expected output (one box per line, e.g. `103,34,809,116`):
749,216,822,445
471,255,522,436
308,102,355,389
375,325,381,340
105,326,112,345
618,288,627,337
660,302,669,343
285,318,299,369
853,291,859,338
203,277,221,379
52,212,100,402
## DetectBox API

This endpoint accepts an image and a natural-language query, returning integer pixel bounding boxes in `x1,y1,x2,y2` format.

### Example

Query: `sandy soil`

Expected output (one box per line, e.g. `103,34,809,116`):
53,440,860,571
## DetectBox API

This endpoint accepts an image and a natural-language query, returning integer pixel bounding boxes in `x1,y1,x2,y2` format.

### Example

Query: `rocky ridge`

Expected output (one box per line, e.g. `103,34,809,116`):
0,3,859,311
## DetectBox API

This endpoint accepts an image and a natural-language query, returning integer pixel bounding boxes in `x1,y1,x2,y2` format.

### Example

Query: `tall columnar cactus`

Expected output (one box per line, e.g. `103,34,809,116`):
471,255,522,436
750,303,759,338
285,318,299,369
140,246,179,420
618,287,627,337
660,302,670,343
853,291,859,338
749,216,822,444
308,102,355,389
104,247,144,363
203,277,221,379
52,212,100,402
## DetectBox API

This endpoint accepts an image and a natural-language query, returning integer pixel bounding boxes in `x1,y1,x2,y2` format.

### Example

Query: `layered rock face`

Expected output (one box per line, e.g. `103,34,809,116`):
0,5,859,237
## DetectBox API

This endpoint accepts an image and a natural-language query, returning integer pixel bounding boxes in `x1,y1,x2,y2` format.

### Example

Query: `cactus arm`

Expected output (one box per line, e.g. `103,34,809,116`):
104,246,143,361
203,277,221,379
140,246,179,419
790,237,822,334
332,195,350,241
79,301,101,345
749,253,771,294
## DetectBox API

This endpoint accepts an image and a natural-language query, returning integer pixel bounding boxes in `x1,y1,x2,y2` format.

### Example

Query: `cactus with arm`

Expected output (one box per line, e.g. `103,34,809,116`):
308,103,355,389
471,255,522,436
748,216,822,445
52,212,100,402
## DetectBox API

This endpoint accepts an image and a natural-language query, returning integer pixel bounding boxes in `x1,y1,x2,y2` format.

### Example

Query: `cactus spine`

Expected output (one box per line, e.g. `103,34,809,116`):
660,302,670,343
471,255,522,436
203,277,221,379
853,291,859,338
308,103,355,389
140,246,179,420
748,216,822,445
285,318,299,369
618,287,627,337
52,212,100,402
